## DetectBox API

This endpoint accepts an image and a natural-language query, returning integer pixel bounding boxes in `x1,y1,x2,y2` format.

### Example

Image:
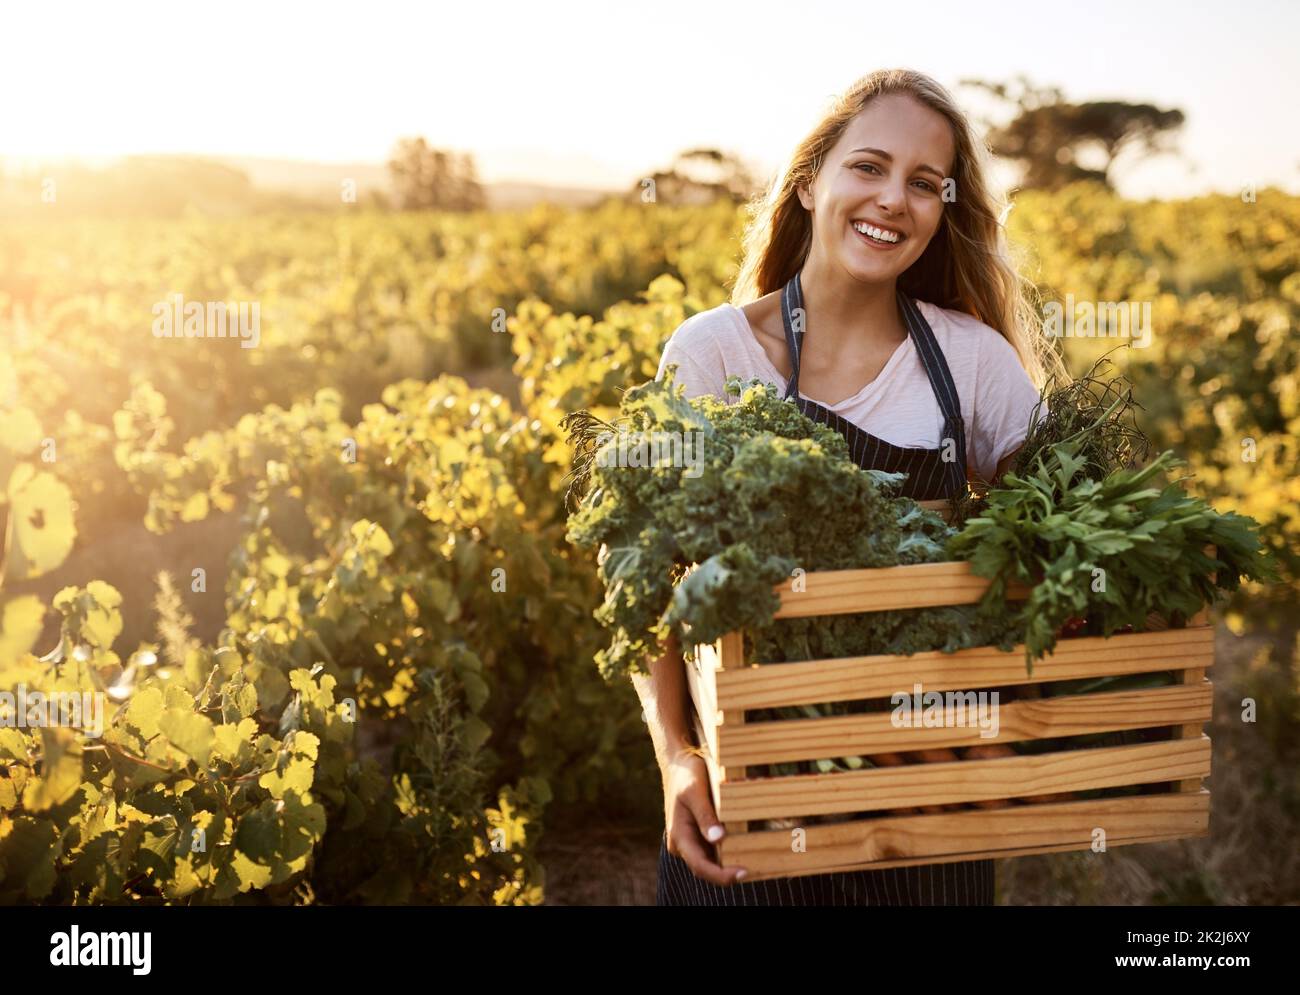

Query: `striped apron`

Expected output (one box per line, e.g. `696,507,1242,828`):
656,270,994,905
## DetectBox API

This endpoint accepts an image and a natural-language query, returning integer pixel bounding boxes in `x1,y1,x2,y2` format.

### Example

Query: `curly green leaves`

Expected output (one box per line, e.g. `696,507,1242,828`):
565,371,960,676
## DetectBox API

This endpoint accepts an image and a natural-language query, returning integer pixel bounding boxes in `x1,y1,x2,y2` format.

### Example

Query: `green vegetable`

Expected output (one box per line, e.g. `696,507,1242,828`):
950,351,1150,528
561,367,1010,682
947,434,1279,673
1012,352,1151,481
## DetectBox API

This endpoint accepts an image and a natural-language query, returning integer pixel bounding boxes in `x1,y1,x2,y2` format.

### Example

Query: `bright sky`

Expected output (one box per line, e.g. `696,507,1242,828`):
5,0,1297,199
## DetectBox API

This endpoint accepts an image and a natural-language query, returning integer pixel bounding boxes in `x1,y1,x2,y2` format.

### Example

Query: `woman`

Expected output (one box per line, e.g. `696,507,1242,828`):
636,68,1064,906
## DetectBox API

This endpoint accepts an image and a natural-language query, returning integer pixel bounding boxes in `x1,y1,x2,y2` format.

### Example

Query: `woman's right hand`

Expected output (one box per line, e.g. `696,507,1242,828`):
663,747,748,887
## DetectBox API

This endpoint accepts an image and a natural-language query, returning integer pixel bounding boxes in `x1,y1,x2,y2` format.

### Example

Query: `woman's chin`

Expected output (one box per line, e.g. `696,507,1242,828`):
841,254,908,286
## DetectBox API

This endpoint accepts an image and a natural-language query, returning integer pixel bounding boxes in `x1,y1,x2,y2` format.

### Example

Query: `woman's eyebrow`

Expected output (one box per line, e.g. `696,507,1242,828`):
848,147,946,179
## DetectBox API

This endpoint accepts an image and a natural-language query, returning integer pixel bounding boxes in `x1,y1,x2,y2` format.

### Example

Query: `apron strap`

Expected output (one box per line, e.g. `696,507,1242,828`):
896,292,968,498
780,271,806,401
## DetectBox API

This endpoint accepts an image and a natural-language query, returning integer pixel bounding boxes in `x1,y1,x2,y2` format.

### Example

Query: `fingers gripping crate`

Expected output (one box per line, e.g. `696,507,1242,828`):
682,557,1214,883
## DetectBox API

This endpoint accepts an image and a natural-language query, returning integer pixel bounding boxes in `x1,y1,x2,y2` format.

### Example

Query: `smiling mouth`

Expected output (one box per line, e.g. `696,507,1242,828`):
851,220,905,246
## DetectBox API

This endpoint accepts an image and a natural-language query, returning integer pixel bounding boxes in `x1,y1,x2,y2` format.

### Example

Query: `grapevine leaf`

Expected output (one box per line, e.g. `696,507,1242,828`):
0,595,45,662
125,686,165,739
22,727,82,811
4,465,76,582
159,708,215,767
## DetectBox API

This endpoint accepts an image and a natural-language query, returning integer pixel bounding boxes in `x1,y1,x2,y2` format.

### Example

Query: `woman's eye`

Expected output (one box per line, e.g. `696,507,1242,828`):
856,162,936,193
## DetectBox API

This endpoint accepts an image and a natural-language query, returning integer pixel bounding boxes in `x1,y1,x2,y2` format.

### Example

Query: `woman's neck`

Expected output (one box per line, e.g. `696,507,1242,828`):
796,251,906,367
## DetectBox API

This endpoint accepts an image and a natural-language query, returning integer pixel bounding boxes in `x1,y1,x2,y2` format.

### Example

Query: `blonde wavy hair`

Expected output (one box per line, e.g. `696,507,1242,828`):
731,68,1064,389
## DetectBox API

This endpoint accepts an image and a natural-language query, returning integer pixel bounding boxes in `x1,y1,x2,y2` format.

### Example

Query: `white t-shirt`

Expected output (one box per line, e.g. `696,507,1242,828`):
655,299,1041,485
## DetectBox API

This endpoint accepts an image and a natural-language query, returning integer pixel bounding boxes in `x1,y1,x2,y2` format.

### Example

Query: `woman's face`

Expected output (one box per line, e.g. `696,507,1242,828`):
798,93,956,286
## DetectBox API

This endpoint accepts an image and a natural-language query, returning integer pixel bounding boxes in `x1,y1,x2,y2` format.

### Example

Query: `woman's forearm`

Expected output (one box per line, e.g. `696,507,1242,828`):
630,630,697,775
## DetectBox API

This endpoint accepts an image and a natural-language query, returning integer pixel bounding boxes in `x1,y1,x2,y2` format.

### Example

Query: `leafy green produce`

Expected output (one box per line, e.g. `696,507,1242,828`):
1010,352,1150,482
947,434,1278,673
561,367,1014,681
950,352,1150,528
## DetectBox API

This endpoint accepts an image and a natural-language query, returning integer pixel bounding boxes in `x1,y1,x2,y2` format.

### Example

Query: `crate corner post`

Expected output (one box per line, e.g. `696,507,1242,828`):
715,630,749,844
1174,548,1216,798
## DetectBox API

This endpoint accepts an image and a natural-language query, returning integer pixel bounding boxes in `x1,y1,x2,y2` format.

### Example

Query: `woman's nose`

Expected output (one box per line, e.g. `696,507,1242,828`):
875,185,907,216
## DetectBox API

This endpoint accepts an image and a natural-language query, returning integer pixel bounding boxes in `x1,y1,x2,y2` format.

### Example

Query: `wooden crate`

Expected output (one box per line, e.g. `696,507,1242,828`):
683,555,1214,882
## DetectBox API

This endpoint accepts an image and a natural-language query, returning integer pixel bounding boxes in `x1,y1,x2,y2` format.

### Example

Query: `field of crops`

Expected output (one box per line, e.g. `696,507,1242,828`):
1,183,1296,904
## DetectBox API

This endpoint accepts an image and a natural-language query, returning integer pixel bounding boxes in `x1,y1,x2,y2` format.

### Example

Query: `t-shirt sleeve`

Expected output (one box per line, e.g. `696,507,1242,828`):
655,316,729,401
970,330,1042,484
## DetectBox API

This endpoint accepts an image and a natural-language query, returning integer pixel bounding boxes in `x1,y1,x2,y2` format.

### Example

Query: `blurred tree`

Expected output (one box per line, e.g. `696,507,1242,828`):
627,148,758,205
387,137,485,211
961,77,1185,190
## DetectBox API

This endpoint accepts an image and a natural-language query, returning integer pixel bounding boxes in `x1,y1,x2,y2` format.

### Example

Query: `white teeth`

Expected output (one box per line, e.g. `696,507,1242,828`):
853,221,901,243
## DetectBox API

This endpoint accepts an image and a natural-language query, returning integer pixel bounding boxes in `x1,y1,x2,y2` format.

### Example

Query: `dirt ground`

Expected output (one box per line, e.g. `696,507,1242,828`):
537,820,663,906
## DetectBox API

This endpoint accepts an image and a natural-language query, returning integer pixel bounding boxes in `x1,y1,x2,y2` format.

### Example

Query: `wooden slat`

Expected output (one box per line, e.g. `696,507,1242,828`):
916,498,952,520
743,832,1207,881
717,625,1214,710
683,641,720,761
718,682,1213,767
691,709,725,819
766,548,1218,621
719,631,744,670
1174,667,1209,794
716,735,1211,821
771,561,1032,618
715,631,748,836
717,790,1210,881
1177,548,1216,791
